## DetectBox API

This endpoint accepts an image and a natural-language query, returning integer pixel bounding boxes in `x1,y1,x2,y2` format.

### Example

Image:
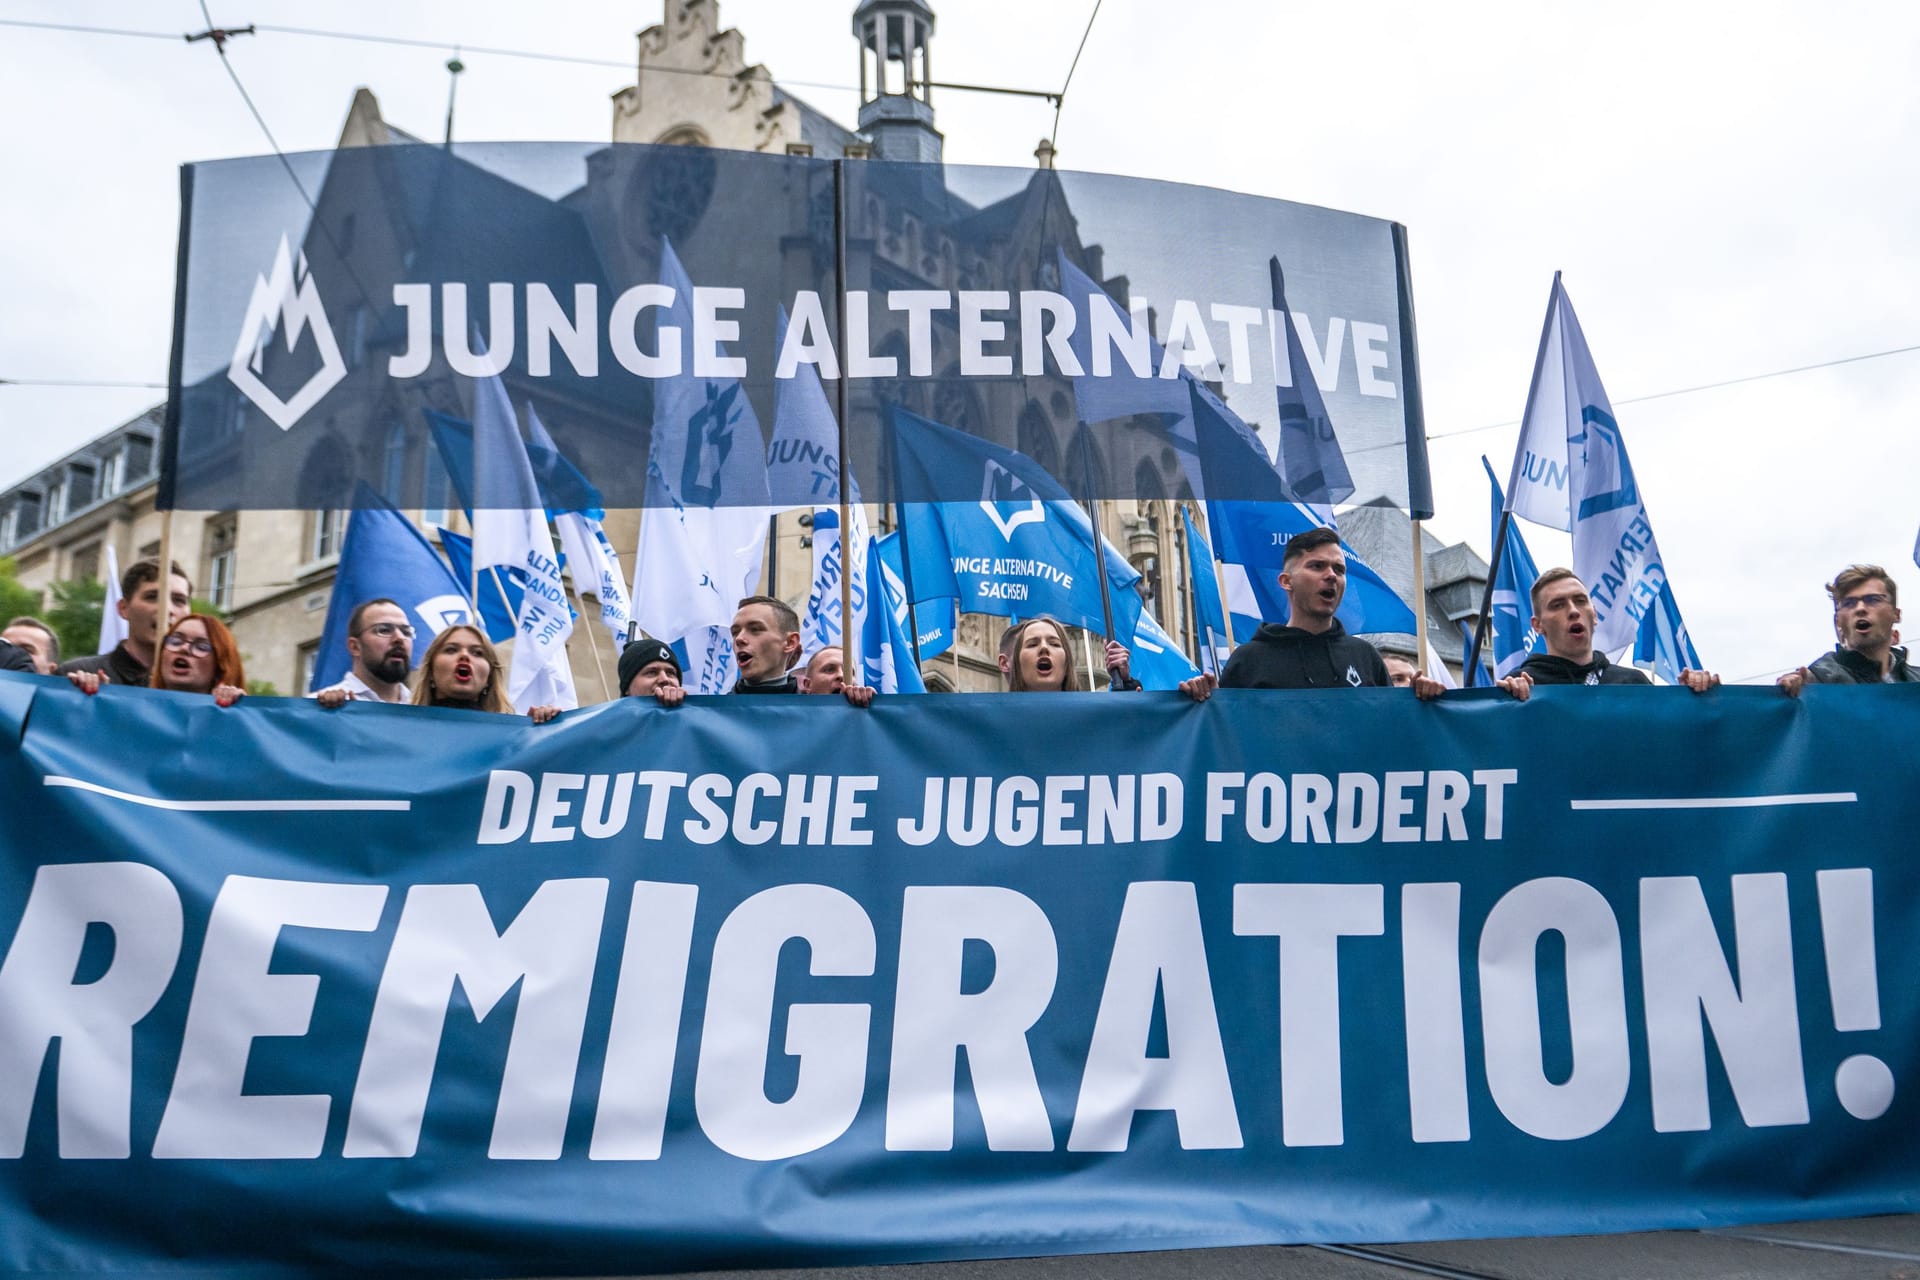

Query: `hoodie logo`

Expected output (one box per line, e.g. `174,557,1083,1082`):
227,235,348,431
1345,664,1362,687
1585,671,1600,686
980,461,1046,541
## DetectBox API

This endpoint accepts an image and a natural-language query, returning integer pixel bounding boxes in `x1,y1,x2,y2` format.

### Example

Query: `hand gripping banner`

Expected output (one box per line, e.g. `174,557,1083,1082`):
1,672,1915,1275
164,143,1432,516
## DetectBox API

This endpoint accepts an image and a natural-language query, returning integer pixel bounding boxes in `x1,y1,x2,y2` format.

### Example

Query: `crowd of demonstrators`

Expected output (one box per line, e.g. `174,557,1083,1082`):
3,617,59,674
619,637,686,706
1778,564,1915,694
55,557,191,688
10,543,1914,716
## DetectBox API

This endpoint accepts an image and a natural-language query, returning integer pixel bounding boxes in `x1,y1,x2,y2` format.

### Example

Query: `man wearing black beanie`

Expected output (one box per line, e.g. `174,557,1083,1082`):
618,637,687,706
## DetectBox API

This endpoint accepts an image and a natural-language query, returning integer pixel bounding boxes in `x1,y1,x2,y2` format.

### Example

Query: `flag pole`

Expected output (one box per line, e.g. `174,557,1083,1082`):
1465,507,1511,683
154,507,175,661
891,502,925,666
831,157,859,676
577,598,613,702
1176,502,1204,671
1076,429,1118,646
1410,516,1431,675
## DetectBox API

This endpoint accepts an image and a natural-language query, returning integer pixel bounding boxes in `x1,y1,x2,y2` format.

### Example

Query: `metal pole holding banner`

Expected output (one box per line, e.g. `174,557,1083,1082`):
154,509,175,666
1410,517,1431,676
832,158,859,677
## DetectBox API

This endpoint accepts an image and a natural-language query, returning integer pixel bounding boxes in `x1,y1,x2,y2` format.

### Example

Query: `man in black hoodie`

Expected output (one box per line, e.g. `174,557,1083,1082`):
1180,529,1519,701
1516,568,1717,691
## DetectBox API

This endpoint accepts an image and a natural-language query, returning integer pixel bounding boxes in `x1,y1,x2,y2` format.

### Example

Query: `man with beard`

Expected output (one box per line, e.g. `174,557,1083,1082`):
1777,564,1915,693
314,599,418,706
1516,568,1717,691
1181,529,1514,701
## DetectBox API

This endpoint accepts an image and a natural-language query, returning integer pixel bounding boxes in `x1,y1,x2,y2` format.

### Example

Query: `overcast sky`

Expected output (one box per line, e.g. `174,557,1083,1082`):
3,0,1916,681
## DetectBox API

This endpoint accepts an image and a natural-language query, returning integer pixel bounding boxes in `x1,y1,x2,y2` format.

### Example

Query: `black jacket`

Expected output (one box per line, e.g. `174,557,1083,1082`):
731,674,801,695
56,640,150,687
1516,651,1651,686
1219,621,1389,690
1807,645,1917,685
0,639,34,674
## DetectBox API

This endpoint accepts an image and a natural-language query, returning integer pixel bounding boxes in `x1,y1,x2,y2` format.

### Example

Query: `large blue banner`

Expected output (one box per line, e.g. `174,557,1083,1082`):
1,671,1915,1275
167,143,1429,514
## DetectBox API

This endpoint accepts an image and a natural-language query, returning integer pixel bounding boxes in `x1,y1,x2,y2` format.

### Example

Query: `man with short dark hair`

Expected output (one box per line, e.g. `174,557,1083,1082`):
56,557,191,687
1778,564,1914,694
315,599,418,707
2,617,60,674
730,596,804,694
1180,529,1506,701
619,637,686,706
1517,568,1717,691
1381,652,1418,689
800,644,878,706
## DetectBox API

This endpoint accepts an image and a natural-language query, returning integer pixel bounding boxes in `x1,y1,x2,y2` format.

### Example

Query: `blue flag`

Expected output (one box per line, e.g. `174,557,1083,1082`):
311,489,475,692
1128,608,1200,689
437,528,521,645
1633,580,1703,686
1269,256,1355,509
872,530,957,663
1483,457,1546,679
1457,620,1495,688
860,533,927,694
1183,506,1229,673
891,406,1143,639
1189,381,1413,635
424,409,604,519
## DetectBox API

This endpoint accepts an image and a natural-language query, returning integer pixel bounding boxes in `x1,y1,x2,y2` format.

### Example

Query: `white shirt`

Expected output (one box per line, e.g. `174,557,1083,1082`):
312,669,411,705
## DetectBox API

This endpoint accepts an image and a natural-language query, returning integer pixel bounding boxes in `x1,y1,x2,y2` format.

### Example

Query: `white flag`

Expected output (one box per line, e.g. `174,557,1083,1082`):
469,361,576,712
631,237,771,680
767,307,868,657
1504,275,1677,653
526,405,631,648
97,543,127,655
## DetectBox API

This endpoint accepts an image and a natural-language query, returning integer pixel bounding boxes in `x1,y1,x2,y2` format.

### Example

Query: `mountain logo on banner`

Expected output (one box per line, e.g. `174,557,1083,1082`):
682,382,743,508
980,460,1045,540
226,235,347,432
1571,406,1638,520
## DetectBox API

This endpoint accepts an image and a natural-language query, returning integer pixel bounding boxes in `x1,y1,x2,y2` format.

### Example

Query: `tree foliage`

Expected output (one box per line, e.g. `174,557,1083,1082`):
0,557,41,626
44,577,104,666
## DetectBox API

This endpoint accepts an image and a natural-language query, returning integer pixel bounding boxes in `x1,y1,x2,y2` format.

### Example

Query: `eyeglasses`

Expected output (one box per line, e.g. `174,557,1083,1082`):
1835,593,1891,612
163,633,213,656
359,622,416,639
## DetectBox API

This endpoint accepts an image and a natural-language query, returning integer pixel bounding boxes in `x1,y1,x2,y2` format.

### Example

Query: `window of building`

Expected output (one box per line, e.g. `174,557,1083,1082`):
44,479,67,527
205,515,238,611
67,462,96,511
125,435,154,480
308,508,346,563
70,543,100,585
0,505,16,551
99,450,123,498
297,640,320,696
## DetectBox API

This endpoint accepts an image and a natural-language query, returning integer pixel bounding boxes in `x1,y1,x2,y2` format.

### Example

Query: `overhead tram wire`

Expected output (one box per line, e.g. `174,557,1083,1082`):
1050,0,1104,150
0,377,167,389
0,16,863,96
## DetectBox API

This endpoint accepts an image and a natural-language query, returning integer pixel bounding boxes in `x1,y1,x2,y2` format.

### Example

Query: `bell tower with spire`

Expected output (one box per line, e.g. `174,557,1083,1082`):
853,0,942,163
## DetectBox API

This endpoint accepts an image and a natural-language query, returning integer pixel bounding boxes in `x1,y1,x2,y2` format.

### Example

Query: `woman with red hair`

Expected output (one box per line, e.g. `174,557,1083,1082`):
150,613,247,706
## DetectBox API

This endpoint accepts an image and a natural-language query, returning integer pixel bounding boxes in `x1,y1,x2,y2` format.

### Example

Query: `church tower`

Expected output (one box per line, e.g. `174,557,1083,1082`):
853,0,942,163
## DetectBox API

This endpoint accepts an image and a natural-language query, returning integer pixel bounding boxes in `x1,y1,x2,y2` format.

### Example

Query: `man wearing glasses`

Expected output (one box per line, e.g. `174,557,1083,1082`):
1778,565,1915,694
315,599,418,707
